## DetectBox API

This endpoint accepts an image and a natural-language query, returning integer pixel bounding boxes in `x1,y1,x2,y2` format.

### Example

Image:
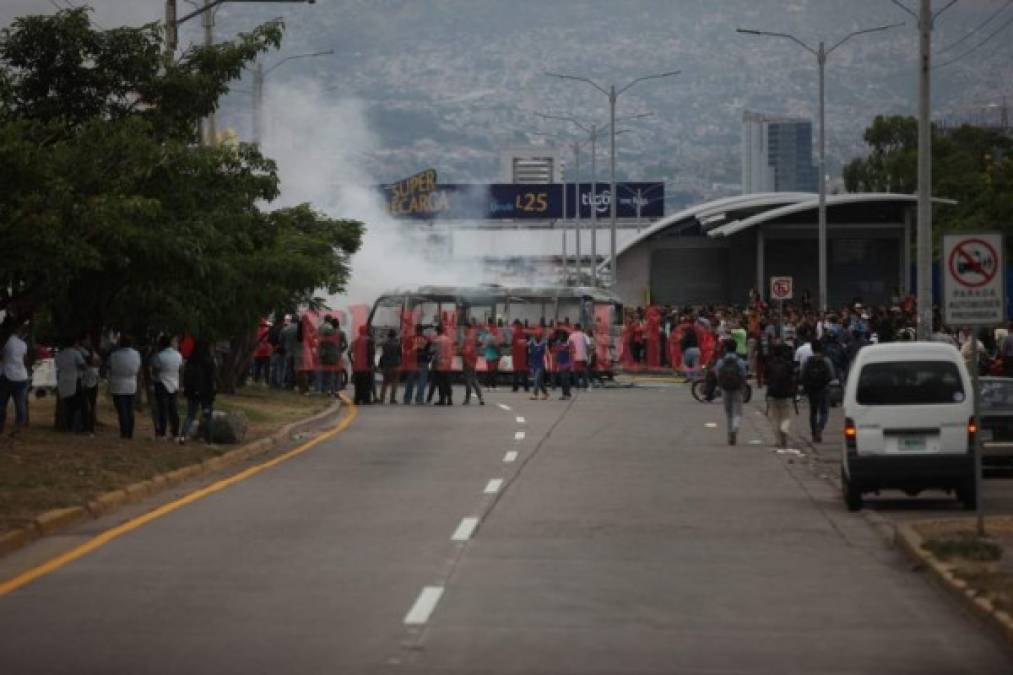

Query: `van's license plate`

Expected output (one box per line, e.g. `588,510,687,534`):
900,436,927,451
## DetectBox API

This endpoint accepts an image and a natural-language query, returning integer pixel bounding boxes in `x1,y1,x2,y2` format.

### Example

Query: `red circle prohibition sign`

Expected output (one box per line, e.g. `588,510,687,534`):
948,238,998,289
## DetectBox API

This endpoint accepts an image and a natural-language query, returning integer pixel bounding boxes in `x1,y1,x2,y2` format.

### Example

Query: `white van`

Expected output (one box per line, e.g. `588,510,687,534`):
840,342,976,511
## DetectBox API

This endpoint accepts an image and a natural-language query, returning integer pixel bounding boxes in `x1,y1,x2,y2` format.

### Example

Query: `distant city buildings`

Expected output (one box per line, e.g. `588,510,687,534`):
741,110,818,194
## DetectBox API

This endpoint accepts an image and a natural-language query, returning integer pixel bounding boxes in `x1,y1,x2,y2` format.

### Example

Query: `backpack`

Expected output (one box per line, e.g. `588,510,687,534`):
717,356,744,391
803,356,832,393
680,328,697,352
319,338,339,366
766,357,794,399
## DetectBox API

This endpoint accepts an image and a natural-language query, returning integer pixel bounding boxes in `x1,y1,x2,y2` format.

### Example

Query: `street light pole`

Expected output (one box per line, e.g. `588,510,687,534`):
737,23,900,311
590,123,598,286
548,70,679,288
818,41,827,315
251,49,334,145
573,141,582,284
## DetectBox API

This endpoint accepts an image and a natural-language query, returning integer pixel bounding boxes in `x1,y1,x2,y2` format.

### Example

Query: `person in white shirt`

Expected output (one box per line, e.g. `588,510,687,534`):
54,337,86,432
793,335,814,375
108,334,141,439
567,323,590,390
0,318,30,435
150,334,183,440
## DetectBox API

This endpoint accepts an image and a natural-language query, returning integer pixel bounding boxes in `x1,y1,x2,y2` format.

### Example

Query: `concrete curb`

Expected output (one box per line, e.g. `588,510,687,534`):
0,398,343,559
895,520,1013,647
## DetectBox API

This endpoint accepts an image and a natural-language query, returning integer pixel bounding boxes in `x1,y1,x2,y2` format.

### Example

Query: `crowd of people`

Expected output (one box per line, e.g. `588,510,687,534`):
344,318,607,406
3,294,1012,446
0,317,218,443
651,294,1013,447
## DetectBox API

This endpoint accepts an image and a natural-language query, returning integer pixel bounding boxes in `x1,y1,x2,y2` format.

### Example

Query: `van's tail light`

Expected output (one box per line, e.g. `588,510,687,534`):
844,417,857,451
968,417,978,450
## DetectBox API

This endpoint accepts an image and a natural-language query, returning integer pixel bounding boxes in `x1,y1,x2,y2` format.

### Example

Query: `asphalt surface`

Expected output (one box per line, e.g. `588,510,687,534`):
0,382,1011,674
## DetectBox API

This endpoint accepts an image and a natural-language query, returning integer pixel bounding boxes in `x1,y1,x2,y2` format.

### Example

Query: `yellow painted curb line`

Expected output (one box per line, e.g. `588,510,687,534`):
0,395,358,598
896,520,1013,647
0,398,344,559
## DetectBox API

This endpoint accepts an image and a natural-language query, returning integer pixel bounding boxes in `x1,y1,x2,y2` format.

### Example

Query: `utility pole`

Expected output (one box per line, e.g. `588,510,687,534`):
917,0,933,340
737,23,900,311
890,0,957,338
590,123,598,287
252,60,264,145
202,0,217,145
164,0,178,60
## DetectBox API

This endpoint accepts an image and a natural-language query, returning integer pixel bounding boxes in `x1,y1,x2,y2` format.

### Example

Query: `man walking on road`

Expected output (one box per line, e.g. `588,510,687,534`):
764,343,796,449
715,339,747,445
800,339,835,443
568,323,590,390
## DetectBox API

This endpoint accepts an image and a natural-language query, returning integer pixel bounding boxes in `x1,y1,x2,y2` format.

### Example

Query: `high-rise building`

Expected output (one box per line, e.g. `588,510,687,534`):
741,111,818,194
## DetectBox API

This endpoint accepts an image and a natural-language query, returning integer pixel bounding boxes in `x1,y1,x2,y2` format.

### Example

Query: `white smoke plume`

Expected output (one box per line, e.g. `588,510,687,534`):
255,78,498,308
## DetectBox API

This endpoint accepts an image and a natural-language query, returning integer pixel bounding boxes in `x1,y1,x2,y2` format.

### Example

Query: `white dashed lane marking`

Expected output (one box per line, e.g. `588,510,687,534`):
515,416,526,424
503,451,518,463
484,479,504,494
514,431,526,440
404,586,444,625
498,403,512,411
451,517,479,542
705,422,718,428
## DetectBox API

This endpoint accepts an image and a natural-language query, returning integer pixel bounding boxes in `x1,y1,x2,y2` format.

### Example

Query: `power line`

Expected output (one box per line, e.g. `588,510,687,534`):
936,0,1012,53
935,9,1013,68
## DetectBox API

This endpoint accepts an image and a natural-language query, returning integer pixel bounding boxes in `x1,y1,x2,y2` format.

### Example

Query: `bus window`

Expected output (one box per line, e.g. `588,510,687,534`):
467,304,494,325
506,300,544,327
371,298,403,330
413,301,440,327
557,300,580,326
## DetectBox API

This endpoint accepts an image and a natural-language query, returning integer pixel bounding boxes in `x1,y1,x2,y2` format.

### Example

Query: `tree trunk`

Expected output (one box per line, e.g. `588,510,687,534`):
218,332,255,394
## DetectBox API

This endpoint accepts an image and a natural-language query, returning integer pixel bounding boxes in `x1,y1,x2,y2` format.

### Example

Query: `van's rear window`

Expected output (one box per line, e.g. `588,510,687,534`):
856,361,964,405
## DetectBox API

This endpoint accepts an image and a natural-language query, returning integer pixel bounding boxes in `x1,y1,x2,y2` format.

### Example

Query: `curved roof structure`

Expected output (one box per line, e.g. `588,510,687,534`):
606,191,958,270
707,192,957,238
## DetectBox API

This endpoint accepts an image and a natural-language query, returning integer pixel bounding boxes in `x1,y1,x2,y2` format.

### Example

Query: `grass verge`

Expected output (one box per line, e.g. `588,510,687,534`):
916,518,1013,615
0,386,331,535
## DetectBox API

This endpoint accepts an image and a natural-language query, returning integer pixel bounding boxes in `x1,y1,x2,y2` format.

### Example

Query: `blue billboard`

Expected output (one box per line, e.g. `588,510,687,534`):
381,182,664,220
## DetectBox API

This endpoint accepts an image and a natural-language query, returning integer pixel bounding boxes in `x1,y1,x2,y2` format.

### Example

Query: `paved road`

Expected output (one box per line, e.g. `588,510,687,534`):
766,390,1013,518
0,383,1010,674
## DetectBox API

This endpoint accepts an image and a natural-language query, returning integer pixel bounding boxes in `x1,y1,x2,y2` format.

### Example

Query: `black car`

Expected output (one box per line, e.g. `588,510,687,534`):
979,377,1013,467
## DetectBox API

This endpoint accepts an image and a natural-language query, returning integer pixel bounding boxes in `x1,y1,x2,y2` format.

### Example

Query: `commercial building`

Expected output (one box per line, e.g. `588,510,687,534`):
612,192,954,309
741,111,819,194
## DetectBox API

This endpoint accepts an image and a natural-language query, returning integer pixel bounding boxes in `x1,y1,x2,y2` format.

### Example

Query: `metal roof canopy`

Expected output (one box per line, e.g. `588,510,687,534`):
707,193,957,238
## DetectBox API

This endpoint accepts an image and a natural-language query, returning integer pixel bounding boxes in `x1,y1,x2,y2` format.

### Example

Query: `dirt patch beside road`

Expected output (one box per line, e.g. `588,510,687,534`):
0,387,330,535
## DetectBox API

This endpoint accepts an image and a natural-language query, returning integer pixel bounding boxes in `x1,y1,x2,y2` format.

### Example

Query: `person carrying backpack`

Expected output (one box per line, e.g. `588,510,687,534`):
800,338,835,443
764,343,796,449
714,339,747,445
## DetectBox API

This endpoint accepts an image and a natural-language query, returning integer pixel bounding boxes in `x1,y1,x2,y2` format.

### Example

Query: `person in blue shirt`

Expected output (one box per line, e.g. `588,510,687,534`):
713,339,748,445
528,331,549,400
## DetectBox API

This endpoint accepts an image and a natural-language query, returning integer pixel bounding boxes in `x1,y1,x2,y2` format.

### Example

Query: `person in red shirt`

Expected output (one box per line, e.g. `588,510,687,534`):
510,320,529,393
350,325,374,405
431,324,454,405
462,321,484,405
252,319,273,384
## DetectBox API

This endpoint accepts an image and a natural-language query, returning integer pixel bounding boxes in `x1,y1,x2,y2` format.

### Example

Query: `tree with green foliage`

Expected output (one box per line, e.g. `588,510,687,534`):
843,114,1013,245
0,8,363,390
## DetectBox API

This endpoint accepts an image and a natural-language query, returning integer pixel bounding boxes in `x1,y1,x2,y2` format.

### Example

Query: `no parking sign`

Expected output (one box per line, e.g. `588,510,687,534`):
942,233,1005,326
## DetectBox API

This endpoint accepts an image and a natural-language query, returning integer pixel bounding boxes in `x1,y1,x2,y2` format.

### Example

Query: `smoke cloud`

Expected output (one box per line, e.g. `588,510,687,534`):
254,78,499,308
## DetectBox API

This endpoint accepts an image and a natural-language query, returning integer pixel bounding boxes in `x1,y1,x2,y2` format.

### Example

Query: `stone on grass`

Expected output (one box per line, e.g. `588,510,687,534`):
199,410,249,444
